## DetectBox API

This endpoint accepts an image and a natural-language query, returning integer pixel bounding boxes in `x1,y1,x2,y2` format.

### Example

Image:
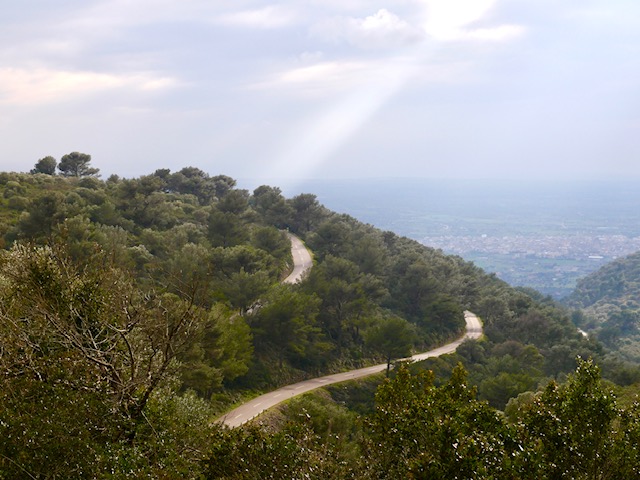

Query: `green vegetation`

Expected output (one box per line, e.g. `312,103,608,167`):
208,360,640,479
30,156,57,175
564,250,640,362
1,162,639,477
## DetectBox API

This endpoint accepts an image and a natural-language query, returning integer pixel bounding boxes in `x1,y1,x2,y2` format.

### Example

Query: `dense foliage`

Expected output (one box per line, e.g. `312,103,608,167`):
0,166,477,389
1,164,639,477
565,251,640,362
206,360,640,479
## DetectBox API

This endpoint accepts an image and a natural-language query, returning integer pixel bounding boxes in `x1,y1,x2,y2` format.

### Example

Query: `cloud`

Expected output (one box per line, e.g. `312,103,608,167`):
253,59,412,97
214,5,299,29
424,0,495,40
277,61,368,87
312,8,425,49
423,0,524,42
249,61,361,97
0,67,180,105
465,24,525,41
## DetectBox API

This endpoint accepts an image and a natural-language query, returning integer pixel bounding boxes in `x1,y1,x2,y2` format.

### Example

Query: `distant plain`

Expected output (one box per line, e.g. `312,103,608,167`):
276,178,640,299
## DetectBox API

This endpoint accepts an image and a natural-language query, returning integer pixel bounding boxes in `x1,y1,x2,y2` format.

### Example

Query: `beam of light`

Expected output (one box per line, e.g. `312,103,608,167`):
262,0,504,187
263,56,423,186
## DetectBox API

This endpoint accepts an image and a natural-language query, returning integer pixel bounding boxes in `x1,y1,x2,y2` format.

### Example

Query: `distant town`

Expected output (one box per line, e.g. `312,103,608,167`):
422,234,640,299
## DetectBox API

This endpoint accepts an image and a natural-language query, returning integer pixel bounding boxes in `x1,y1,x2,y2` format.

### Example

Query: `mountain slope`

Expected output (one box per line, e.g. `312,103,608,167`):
564,250,640,360
565,250,640,310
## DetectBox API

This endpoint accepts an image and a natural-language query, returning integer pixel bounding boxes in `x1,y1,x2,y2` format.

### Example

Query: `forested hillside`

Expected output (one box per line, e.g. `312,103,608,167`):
1,163,639,478
565,250,640,362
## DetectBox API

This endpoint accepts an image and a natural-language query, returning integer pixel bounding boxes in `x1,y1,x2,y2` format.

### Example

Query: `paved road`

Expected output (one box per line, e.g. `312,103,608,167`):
217,311,482,428
283,233,313,284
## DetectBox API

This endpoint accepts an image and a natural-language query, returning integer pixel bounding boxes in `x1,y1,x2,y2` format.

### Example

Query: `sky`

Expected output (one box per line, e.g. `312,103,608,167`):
1,0,639,188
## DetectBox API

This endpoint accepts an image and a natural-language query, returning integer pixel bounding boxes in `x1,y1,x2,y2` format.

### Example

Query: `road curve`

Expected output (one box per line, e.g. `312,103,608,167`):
217,311,482,428
283,233,313,284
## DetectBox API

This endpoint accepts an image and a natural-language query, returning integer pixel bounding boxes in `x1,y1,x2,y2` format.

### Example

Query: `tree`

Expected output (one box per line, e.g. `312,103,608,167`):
166,167,216,204
208,210,248,247
203,421,347,479
250,285,330,368
307,217,351,259
0,242,204,445
478,342,544,409
251,226,290,260
216,188,249,215
209,245,277,309
289,193,325,233
365,364,511,479
219,268,271,310
251,185,293,228
364,316,416,375
30,155,57,174
516,358,619,479
179,304,253,396
391,258,439,320
304,255,386,348
346,232,388,275
16,192,64,239
211,174,237,199
58,151,100,177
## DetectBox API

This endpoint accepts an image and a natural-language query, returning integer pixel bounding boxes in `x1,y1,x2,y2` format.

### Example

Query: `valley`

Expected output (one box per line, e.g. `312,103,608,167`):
280,178,640,299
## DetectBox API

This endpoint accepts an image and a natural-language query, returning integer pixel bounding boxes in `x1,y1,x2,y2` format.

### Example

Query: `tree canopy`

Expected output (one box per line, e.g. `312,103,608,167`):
58,151,100,177
30,155,57,174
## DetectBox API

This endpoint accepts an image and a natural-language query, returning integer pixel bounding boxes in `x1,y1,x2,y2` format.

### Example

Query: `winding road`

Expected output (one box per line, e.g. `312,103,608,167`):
283,233,313,284
217,311,482,428
216,234,482,428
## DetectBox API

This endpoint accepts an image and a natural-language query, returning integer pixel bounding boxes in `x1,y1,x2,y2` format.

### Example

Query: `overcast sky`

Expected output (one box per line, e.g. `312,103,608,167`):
1,0,639,187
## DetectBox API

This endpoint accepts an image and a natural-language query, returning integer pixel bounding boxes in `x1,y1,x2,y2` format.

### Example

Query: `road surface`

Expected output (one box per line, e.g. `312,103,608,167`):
217,311,482,428
283,233,313,284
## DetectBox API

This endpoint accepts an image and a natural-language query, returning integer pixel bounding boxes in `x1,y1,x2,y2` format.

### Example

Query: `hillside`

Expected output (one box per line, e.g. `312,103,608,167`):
1,165,639,477
565,250,640,310
564,250,640,361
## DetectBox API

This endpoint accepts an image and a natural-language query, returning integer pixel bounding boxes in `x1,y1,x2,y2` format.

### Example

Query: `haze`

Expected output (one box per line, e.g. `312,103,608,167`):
1,1,639,187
